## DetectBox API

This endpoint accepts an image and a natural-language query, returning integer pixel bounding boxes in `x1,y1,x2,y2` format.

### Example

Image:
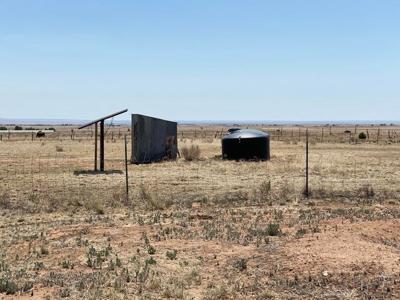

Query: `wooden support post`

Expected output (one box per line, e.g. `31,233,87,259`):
124,135,129,203
100,120,105,172
31,132,34,141
94,123,98,171
305,129,309,198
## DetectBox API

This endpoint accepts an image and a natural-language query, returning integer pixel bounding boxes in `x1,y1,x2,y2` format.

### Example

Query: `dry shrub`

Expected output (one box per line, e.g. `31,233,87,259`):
357,184,375,199
252,180,271,203
0,192,11,209
139,184,165,210
55,145,64,152
85,198,105,214
181,144,201,161
214,191,248,205
276,179,294,201
205,285,230,300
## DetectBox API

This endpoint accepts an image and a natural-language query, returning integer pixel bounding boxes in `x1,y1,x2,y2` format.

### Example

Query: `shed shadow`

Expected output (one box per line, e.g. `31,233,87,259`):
73,170,124,176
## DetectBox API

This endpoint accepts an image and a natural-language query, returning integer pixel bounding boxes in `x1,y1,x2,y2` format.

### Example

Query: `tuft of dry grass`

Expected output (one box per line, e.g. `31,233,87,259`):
0,192,11,209
181,144,201,161
139,184,166,210
55,145,64,152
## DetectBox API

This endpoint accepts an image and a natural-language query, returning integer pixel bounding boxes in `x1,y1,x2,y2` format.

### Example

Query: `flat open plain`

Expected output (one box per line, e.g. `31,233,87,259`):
1,124,400,299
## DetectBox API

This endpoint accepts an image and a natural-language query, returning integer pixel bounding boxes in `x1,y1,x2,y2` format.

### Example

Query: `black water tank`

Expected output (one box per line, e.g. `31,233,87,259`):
222,129,270,160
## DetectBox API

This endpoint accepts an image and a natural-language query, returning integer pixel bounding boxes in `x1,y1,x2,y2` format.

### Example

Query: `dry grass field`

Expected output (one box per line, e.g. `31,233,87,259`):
1,124,400,299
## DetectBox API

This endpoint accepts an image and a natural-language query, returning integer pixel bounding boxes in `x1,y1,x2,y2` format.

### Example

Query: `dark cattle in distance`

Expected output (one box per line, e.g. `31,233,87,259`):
36,131,46,138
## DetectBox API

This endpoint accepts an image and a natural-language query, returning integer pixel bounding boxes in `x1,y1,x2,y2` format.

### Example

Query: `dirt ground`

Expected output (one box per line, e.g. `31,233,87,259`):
1,124,400,299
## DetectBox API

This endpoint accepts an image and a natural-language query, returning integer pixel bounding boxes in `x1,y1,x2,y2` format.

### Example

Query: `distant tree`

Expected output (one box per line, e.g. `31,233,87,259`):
0,126,7,131
358,132,367,140
14,126,23,130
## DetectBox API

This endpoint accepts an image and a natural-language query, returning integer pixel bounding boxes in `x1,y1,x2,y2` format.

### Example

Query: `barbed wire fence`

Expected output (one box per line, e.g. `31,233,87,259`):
0,125,399,214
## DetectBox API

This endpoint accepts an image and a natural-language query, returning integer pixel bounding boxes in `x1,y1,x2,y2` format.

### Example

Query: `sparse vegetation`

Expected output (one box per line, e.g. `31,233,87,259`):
0,124,399,299
233,258,247,271
0,276,18,295
166,250,177,260
266,223,281,236
181,144,201,161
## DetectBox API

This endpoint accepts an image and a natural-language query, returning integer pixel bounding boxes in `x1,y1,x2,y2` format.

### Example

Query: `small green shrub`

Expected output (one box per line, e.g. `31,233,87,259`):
145,257,157,265
233,258,247,271
0,276,18,295
33,261,45,270
295,228,307,238
166,250,177,260
147,246,156,255
61,260,74,269
266,223,281,236
60,288,71,298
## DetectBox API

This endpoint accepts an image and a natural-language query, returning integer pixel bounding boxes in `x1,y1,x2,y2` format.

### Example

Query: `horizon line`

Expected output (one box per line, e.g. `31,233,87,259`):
0,117,399,126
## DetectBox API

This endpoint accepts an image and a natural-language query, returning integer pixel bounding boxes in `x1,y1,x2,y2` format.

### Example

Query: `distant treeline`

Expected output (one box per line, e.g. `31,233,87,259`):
0,126,56,131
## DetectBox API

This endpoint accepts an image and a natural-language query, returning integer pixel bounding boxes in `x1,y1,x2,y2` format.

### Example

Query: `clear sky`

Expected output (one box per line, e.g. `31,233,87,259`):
0,0,399,121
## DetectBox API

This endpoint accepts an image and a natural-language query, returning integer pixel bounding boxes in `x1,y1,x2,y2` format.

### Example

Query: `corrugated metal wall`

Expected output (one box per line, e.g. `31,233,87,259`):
131,114,177,164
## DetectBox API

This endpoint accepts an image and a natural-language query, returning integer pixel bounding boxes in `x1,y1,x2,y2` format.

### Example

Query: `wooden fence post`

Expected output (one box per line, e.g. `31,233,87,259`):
321,128,324,143
377,128,380,144
298,128,301,142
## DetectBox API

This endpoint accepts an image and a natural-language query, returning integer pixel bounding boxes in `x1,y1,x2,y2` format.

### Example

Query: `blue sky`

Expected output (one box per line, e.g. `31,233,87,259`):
0,0,399,121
